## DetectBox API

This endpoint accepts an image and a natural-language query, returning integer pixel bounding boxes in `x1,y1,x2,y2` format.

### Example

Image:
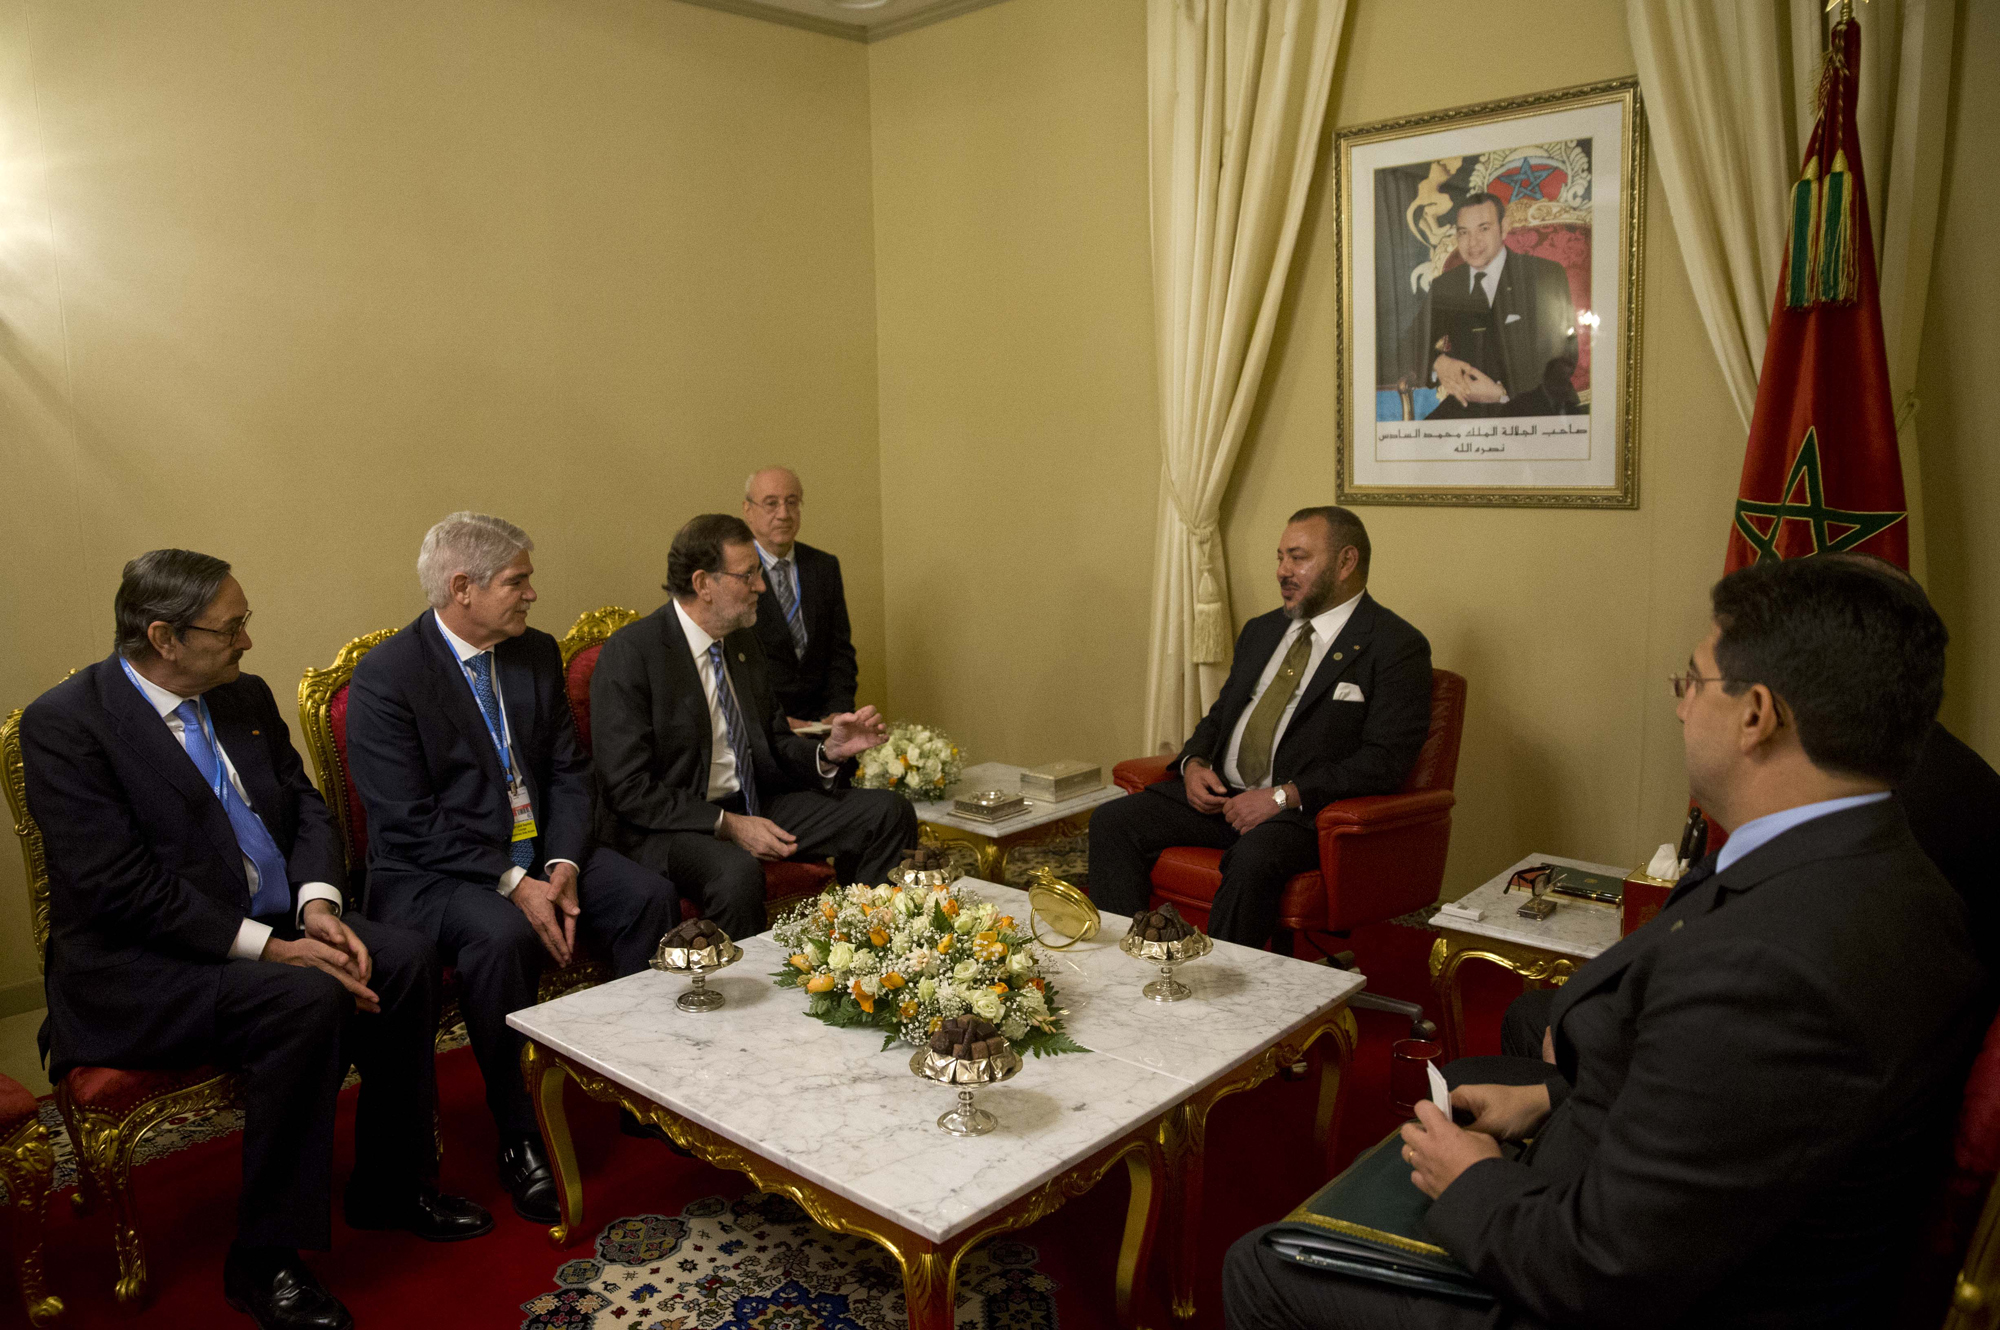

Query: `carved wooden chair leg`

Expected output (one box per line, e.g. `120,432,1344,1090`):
51,1090,100,1218
0,1114,63,1325
62,1102,149,1305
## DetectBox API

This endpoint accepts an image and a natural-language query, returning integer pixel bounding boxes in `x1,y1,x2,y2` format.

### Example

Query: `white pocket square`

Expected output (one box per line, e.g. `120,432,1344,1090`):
1333,682,1366,702
1504,312,1522,324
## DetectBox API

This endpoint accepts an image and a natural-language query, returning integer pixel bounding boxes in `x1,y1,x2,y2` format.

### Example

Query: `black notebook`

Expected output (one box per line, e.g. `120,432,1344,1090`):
1262,1131,1494,1304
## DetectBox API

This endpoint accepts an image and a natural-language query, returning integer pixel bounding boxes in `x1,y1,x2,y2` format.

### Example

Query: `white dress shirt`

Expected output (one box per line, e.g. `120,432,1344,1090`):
432,612,579,897
1467,245,1507,303
1220,591,1365,790
122,665,342,961
673,600,744,821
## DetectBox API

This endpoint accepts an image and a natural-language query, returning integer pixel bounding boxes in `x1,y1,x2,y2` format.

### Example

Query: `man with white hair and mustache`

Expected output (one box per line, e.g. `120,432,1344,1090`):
1089,506,1434,947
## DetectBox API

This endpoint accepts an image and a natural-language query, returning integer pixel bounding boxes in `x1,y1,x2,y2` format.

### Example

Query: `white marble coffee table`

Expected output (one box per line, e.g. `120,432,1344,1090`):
912,762,1124,880
508,880,1363,1330
1426,852,1630,1058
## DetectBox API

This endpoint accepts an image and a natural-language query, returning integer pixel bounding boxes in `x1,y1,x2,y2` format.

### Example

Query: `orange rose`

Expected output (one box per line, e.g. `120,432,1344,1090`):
881,972,906,989
900,1000,919,1021
941,899,960,917
997,915,1015,930
869,928,889,947
851,980,875,1012
937,935,954,954
990,983,1009,996
821,903,838,920
806,973,837,993
1030,977,1045,991
789,954,812,972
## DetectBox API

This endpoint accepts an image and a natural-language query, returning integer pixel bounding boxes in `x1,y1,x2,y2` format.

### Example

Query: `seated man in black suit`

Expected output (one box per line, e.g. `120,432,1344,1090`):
1421,191,1581,420
743,466,859,726
1225,556,1988,1329
344,512,680,1225
589,513,915,940
1089,506,1433,947
21,550,489,1330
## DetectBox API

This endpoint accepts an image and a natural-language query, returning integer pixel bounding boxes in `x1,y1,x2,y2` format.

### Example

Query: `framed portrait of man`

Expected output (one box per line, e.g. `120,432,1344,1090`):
1334,79,1646,507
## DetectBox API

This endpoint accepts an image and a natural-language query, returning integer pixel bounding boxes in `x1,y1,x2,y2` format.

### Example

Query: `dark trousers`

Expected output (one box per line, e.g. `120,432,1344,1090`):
622,787,917,940
432,846,677,1139
218,915,439,1250
1224,1224,1538,1330
1087,783,1318,946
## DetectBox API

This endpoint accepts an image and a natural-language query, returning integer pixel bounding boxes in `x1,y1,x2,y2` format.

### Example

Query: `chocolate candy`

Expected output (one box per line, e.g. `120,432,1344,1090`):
663,918,727,949
1128,905,1194,944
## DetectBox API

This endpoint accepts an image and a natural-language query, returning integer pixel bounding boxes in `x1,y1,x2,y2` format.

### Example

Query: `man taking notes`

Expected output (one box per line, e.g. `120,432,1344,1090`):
1089,506,1433,948
742,466,859,727
1224,555,1987,1329
589,513,915,941
22,550,486,1330
345,513,680,1225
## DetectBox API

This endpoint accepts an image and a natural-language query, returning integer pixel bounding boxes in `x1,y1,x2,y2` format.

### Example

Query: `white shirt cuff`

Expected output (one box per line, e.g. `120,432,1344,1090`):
499,865,527,897
545,858,580,876
230,917,274,961
816,742,838,782
715,807,728,836
293,883,343,929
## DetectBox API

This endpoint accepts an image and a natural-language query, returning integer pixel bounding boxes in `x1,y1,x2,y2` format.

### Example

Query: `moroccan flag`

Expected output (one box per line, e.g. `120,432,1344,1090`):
1726,17,1907,572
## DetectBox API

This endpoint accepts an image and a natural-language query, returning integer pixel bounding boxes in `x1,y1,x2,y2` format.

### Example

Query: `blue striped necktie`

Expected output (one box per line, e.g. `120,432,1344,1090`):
708,643,761,816
770,558,809,658
173,701,292,917
466,653,535,871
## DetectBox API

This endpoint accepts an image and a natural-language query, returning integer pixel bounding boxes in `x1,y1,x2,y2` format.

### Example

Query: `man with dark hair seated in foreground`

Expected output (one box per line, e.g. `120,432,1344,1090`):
1225,555,1988,1328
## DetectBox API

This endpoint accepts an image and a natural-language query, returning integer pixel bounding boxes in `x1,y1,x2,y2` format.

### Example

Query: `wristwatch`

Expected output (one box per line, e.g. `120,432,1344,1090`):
1271,787,1289,809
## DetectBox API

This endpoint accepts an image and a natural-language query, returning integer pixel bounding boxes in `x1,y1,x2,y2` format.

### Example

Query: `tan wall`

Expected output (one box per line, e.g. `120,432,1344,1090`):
1917,0,2000,758
0,0,883,1004
869,0,1997,899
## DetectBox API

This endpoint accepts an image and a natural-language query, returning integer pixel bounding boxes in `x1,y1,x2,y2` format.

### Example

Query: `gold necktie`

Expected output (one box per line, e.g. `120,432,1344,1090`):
1235,627,1313,789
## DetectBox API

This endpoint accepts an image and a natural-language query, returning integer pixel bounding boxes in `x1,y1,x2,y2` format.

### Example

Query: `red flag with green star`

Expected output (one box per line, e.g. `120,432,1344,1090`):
1726,16,1907,572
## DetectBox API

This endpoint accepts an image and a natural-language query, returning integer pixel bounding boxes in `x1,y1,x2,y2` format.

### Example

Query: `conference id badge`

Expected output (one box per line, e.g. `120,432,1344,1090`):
508,776,537,843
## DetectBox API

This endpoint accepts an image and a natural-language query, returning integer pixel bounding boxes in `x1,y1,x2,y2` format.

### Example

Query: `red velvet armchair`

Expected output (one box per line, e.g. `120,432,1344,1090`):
557,608,834,917
1110,668,1467,947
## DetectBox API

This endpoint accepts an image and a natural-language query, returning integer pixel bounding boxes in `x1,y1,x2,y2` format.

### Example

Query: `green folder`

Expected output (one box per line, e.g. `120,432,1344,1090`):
1262,1131,1494,1303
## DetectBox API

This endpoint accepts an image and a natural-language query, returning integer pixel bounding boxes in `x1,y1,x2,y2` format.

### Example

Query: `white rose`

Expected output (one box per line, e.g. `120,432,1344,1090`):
872,885,893,905
859,975,882,996
953,913,976,934
1001,1016,1029,1042
1016,988,1048,1019
806,940,827,966
973,902,998,929
827,942,855,972
953,959,980,981
969,989,1004,1020
917,977,938,1003
1007,951,1033,975
894,889,921,917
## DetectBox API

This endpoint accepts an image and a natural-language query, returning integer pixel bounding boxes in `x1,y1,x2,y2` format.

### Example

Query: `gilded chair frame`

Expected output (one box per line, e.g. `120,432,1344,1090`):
557,606,640,668
5,697,238,1308
295,628,398,869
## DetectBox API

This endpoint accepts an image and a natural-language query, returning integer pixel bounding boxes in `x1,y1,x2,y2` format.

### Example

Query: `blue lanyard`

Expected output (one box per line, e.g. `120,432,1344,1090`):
121,657,231,802
458,656,519,781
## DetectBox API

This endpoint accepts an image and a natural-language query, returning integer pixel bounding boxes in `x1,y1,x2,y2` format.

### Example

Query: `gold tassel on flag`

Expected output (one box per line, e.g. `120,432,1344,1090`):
1784,156,1821,310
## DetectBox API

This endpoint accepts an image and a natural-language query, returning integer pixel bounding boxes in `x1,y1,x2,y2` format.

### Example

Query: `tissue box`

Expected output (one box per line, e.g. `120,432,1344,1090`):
1621,868,1678,936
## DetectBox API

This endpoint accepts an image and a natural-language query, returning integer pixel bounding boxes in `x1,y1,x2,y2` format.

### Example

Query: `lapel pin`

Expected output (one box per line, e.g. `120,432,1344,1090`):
1670,920,1685,932
737,652,746,662
250,729,260,736
1333,652,1343,661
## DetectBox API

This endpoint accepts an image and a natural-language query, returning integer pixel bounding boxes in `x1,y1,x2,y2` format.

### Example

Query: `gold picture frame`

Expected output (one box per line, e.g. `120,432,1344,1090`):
1334,78,1646,508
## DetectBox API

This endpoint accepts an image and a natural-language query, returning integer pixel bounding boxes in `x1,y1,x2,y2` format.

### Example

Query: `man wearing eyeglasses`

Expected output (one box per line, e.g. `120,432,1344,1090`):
742,467,858,729
20,549,488,1330
589,513,914,941
1224,555,1988,1329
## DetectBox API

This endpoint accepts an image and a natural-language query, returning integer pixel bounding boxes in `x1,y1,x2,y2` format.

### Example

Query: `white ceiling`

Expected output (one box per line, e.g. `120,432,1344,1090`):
677,0,1014,43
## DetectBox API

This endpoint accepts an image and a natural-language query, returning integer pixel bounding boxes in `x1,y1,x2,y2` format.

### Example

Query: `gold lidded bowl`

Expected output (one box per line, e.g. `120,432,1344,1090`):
1027,868,1101,950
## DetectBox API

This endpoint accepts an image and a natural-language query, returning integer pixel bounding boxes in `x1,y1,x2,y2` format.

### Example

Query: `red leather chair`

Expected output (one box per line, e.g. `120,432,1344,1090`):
557,608,835,919
1111,668,1466,948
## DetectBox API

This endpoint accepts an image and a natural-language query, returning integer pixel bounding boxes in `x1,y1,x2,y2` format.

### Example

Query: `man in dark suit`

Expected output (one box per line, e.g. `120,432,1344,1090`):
589,513,915,940
1225,556,1988,1328
21,550,489,1330
1089,506,1433,948
743,466,859,724
344,513,680,1225
1421,191,1580,420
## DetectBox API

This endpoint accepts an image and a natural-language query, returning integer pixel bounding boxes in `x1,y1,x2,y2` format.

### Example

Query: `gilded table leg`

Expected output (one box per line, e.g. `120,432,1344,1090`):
897,1247,954,1330
0,1117,62,1326
522,1040,585,1248
1115,1131,1162,1330
1427,935,1470,1062
1312,1008,1360,1178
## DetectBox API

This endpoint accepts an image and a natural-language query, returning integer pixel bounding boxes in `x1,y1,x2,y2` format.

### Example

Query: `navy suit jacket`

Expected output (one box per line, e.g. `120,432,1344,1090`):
751,541,858,720
1428,800,1987,1326
344,613,591,932
20,656,346,1073
589,602,842,845
1169,593,1433,820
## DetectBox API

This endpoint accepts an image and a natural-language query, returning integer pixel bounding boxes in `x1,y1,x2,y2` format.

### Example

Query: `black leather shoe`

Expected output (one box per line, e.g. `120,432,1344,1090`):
223,1247,352,1330
344,1183,495,1242
497,1137,560,1225
619,1109,694,1157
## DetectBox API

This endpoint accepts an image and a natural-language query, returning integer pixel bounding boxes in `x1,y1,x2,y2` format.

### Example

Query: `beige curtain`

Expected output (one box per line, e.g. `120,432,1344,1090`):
1141,0,1349,750
1627,0,1956,568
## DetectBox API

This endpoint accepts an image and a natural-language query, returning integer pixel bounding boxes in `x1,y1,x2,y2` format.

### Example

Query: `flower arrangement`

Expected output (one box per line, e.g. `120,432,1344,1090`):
853,722,963,802
770,881,1086,1058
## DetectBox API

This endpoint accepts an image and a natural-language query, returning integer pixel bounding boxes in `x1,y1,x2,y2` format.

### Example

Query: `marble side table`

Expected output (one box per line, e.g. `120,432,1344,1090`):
911,762,1124,880
1427,852,1629,1059
509,879,1362,1330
